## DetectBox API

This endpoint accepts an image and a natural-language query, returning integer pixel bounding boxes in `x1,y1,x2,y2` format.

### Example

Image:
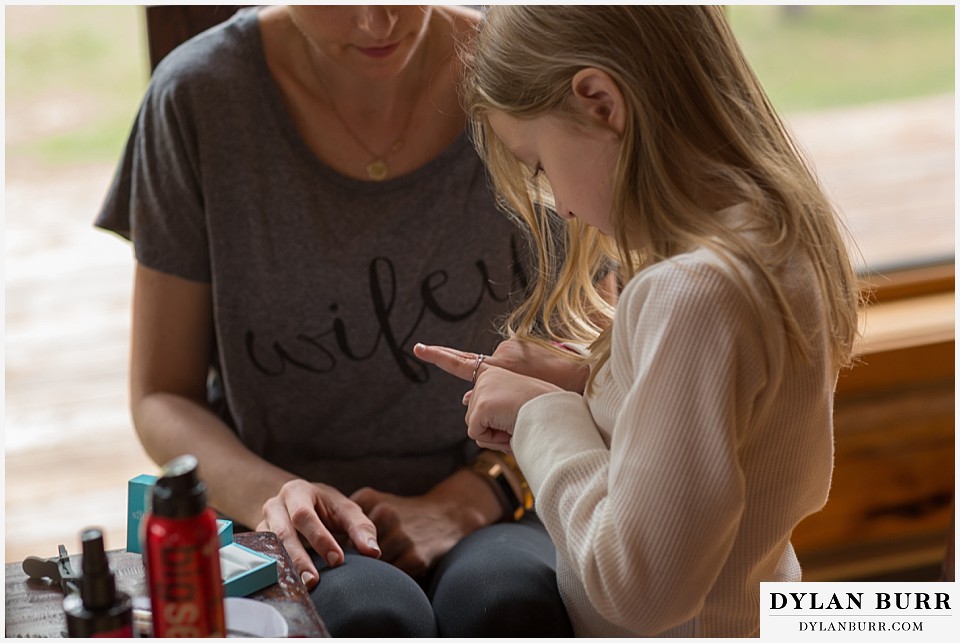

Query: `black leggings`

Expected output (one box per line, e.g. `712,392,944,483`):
309,513,573,637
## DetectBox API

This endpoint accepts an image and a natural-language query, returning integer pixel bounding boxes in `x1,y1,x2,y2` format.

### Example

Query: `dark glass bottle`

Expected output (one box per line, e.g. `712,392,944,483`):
63,528,133,637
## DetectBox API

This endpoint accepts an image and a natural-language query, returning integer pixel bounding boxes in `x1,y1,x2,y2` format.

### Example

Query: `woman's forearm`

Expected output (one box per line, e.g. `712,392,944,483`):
132,391,296,529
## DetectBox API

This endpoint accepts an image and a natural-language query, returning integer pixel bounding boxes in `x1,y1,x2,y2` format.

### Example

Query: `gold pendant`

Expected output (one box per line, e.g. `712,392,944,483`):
366,158,389,181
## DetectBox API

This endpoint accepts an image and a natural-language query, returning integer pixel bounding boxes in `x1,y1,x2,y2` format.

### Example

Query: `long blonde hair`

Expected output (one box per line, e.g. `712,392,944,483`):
462,6,861,386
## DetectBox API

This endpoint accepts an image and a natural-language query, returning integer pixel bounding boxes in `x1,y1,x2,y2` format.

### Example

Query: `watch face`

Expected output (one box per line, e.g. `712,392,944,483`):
471,454,527,521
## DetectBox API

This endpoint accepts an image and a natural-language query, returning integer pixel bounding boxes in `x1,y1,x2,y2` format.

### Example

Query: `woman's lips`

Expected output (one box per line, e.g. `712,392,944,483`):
355,42,400,59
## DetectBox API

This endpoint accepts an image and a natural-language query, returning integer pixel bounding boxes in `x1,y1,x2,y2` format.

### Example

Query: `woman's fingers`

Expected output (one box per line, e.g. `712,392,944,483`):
259,492,326,588
333,488,382,559
259,480,381,589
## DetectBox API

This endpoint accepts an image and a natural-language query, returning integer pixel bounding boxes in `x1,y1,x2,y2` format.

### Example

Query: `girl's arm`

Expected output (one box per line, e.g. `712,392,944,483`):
513,263,762,634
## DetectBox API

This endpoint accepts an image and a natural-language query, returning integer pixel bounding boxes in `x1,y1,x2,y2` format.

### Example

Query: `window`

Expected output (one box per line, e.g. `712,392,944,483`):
729,5,954,283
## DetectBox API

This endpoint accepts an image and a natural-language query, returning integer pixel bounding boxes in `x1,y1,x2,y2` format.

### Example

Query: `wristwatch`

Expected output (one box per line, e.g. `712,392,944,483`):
469,451,534,522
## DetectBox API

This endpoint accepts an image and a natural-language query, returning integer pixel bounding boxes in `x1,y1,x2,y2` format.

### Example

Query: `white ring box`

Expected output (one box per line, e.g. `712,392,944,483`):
219,542,279,598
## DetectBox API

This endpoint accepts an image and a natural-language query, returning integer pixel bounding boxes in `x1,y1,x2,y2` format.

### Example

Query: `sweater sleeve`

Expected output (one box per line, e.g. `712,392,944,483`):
513,257,768,635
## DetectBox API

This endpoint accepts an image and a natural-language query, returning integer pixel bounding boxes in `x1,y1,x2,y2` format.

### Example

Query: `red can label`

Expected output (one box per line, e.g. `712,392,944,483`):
92,624,134,638
146,515,225,637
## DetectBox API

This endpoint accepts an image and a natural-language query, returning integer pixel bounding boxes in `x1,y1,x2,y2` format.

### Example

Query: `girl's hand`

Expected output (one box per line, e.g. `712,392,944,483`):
413,343,564,452
490,337,589,393
256,479,381,589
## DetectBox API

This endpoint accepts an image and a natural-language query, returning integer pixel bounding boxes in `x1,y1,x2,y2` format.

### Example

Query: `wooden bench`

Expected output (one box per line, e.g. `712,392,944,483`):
793,264,955,581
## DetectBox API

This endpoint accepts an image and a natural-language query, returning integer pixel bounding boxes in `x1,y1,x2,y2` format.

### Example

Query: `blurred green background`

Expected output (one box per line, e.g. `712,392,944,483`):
4,5,955,167
6,6,148,168
728,4,954,110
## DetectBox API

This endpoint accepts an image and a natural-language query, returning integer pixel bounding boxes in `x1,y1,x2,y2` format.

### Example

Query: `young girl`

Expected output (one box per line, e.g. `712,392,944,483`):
414,5,861,637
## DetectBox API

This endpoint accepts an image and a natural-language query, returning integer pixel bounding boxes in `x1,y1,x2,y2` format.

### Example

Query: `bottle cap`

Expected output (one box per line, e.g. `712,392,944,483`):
151,454,208,518
79,528,117,610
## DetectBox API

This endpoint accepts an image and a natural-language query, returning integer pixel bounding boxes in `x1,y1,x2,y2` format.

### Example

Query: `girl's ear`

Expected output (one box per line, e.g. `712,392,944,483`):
570,68,627,136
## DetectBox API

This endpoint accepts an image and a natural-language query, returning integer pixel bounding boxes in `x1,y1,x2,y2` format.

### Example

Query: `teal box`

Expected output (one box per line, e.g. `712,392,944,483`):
220,543,279,597
126,474,234,553
217,519,234,546
127,474,157,553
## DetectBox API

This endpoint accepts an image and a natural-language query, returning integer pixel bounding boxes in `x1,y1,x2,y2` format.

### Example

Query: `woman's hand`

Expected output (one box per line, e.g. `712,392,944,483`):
256,479,381,589
350,469,494,578
413,343,564,452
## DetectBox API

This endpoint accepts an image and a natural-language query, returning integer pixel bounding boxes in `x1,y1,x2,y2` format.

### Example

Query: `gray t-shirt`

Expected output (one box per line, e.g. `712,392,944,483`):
97,8,527,496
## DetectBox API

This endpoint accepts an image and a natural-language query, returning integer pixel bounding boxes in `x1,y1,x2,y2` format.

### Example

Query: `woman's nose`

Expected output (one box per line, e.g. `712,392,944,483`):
356,7,398,40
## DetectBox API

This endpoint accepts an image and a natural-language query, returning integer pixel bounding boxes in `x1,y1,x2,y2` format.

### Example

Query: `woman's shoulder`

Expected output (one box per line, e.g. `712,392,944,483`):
149,8,260,96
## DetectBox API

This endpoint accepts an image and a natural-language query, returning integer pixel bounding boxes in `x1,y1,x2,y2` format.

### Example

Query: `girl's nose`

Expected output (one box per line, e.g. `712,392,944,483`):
356,7,398,40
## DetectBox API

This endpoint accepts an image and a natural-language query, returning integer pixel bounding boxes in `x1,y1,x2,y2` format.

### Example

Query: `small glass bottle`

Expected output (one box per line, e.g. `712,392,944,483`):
63,528,133,637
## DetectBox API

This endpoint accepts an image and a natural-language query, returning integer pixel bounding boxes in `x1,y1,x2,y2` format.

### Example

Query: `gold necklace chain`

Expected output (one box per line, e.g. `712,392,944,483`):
296,19,424,182
326,97,416,181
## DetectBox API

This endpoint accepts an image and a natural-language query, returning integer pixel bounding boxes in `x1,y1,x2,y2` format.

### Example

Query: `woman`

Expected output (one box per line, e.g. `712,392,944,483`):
97,5,571,636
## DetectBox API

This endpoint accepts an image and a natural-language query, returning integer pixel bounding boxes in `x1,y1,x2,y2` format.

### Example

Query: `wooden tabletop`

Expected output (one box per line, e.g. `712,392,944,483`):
3,531,329,638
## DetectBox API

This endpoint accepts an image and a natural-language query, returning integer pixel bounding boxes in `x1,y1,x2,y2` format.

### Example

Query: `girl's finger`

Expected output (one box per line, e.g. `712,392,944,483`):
487,430,512,444
468,423,509,444
414,343,480,382
476,439,511,454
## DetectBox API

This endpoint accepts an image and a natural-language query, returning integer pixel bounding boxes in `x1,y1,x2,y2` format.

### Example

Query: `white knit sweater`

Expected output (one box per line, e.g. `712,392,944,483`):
512,245,835,637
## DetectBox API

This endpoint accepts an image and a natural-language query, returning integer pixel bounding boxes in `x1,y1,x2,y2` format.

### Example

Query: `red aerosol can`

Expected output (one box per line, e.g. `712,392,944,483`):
144,454,225,637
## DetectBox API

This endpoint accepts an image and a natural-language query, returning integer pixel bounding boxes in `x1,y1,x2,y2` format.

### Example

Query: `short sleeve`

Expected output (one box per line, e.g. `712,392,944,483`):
95,51,210,282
